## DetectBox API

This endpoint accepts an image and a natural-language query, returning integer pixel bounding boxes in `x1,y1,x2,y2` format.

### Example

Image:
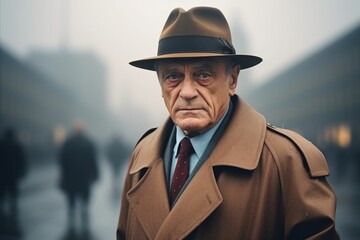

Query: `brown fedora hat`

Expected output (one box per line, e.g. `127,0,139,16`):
130,6,262,71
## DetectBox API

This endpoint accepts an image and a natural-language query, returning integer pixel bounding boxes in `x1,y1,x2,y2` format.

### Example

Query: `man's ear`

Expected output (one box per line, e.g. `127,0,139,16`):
229,65,240,96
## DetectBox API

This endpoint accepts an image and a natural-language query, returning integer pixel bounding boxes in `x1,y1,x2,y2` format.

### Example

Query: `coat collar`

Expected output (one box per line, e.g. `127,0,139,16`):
209,96,266,169
129,95,267,174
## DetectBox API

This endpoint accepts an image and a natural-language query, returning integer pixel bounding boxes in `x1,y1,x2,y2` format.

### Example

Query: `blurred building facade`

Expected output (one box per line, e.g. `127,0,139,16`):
24,48,117,145
0,46,122,163
25,48,107,113
244,25,360,166
0,47,76,159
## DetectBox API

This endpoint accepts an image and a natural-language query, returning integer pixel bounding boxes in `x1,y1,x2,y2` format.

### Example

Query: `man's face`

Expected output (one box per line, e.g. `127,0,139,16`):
157,58,240,136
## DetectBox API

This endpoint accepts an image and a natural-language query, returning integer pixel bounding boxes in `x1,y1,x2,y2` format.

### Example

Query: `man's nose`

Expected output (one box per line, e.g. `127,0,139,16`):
179,76,198,100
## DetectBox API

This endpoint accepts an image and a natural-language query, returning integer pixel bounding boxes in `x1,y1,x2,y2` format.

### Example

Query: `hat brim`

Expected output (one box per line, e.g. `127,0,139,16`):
129,53,262,71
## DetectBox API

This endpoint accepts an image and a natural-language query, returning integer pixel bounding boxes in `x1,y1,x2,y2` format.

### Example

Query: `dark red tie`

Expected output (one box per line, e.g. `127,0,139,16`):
170,138,193,204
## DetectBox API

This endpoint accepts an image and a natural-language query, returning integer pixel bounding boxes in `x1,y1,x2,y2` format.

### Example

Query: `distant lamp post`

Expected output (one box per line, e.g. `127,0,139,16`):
54,125,67,145
337,123,351,148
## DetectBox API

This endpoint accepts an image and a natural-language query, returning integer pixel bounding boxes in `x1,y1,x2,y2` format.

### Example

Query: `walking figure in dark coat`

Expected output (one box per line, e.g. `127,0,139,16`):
106,135,131,199
59,121,98,228
0,127,27,217
0,127,27,238
106,135,130,179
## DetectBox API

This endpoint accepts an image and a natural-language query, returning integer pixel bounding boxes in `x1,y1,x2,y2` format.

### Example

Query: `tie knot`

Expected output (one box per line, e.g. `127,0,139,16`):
179,138,193,155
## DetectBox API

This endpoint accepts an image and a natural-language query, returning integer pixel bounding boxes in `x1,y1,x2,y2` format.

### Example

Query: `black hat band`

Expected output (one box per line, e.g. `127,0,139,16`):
157,35,236,56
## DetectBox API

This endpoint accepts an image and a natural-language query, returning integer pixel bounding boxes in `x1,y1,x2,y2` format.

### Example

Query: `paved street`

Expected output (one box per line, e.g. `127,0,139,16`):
1,157,360,239
1,158,125,240
330,175,360,239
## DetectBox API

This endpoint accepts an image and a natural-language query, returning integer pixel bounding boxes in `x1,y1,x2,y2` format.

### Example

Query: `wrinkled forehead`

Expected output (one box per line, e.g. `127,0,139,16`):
155,57,230,72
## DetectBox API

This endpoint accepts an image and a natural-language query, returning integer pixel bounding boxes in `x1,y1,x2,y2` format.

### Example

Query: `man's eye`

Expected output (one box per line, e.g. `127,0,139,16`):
165,73,182,82
196,72,210,79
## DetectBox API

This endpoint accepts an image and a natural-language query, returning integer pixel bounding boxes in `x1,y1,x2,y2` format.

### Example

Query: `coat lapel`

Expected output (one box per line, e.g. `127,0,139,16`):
126,121,173,239
126,157,170,239
155,160,222,239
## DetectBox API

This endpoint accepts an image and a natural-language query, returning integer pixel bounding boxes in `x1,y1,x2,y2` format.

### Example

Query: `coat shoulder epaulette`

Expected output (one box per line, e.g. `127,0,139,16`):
266,123,329,178
135,127,158,147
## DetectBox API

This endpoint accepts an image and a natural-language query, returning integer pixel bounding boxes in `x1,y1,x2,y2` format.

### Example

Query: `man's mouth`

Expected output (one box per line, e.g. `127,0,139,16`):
178,108,203,112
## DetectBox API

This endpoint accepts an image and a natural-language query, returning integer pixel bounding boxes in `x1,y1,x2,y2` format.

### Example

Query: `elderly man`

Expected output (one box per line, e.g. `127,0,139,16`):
117,7,338,239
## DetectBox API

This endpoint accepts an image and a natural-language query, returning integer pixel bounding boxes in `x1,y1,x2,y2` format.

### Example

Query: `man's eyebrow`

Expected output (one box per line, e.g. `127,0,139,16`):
158,60,218,75
160,67,182,76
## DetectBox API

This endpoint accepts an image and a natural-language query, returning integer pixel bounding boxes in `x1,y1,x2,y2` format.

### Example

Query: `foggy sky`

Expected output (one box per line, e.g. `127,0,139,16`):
1,0,360,127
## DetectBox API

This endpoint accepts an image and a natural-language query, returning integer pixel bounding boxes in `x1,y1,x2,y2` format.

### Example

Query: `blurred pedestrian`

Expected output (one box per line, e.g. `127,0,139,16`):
106,135,130,179
0,127,27,217
58,121,98,228
105,135,131,200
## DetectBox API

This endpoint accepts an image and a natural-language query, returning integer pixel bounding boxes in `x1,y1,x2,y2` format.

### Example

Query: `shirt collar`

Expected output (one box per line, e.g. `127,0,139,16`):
174,105,230,159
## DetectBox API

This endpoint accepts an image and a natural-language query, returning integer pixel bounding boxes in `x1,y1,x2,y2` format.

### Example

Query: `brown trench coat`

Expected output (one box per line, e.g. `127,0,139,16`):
117,96,338,240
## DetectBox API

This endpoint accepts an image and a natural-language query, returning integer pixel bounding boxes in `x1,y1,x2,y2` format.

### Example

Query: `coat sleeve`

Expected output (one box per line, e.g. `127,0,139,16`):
266,127,339,239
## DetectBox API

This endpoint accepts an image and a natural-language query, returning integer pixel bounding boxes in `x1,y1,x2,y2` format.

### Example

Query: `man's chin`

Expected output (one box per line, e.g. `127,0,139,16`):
175,119,209,135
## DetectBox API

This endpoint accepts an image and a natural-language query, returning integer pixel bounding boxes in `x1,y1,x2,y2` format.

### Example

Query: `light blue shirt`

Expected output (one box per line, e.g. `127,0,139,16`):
170,107,229,186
